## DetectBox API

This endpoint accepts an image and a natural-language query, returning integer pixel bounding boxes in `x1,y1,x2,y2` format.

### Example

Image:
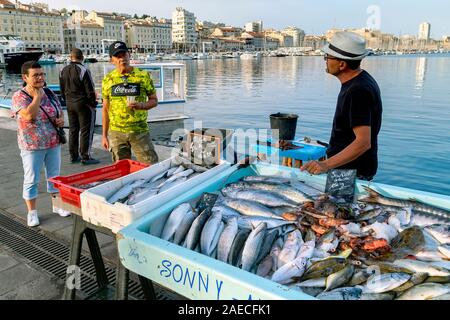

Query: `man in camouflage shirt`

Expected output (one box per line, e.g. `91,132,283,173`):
101,41,158,164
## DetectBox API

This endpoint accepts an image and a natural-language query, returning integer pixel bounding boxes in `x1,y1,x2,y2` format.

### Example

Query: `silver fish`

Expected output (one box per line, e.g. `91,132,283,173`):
185,209,210,250
161,203,192,241
437,244,450,259
394,259,450,277
149,169,170,183
172,155,208,173
361,186,450,220
228,229,250,266
289,180,323,197
211,204,241,219
234,216,295,231
415,250,446,262
126,187,159,205
424,224,450,245
158,176,187,194
256,229,279,265
243,175,291,184
217,217,239,263
297,277,327,288
169,165,185,176
256,254,273,278
218,198,283,220
241,222,267,271
363,273,411,294
278,230,304,269
271,240,315,285
200,211,224,256
222,188,298,208
396,283,450,300
158,169,194,188
270,242,282,272
107,179,147,204
360,292,396,300
316,287,362,300
173,209,199,245
431,293,450,300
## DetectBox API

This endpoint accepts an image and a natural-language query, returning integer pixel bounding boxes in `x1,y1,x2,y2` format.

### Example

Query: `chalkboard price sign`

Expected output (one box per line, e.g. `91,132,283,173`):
325,169,357,203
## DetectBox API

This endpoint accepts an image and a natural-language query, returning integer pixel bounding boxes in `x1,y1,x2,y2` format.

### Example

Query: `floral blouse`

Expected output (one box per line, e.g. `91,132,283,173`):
11,89,62,151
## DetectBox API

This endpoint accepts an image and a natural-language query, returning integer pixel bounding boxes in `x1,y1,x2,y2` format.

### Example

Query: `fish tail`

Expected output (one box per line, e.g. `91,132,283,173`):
360,186,382,203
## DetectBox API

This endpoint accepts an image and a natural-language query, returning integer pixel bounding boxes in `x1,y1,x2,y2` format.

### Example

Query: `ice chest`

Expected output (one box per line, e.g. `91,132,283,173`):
116,162,450,300
49,159,148,208
80,157,232,233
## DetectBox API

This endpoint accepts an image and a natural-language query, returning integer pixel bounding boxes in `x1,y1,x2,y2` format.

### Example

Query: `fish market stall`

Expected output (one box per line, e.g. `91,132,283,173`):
116,162,450,300
80,155,233,233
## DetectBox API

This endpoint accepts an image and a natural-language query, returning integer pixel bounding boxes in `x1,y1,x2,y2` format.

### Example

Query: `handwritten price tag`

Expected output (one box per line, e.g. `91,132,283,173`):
325,169,357,203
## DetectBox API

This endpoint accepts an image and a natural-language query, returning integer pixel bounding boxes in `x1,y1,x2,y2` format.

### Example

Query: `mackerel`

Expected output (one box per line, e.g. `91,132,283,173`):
241,222,267,271
200,211,225,256
227,229,250,266
217,217,239,263
107,179,147,204
222,189,298,208
161,203,192,242
173,209,199,245
218,198,283,220
184,209,210,250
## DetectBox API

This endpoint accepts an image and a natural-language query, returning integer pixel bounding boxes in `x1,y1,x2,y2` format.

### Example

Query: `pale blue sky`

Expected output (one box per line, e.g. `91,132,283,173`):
27,0,450,38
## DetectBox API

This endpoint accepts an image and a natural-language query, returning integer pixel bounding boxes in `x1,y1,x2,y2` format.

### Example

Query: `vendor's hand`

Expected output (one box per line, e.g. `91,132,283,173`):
301,160,329,175
55,117,64,127
102,135,109,150
27,86,44,100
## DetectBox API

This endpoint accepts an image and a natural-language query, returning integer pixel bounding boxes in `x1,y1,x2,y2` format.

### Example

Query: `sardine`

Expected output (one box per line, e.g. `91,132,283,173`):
217,217,239,263
200,211,224,256
325,264,354,291
184,209,210,250
218,198,283,220
363,273,411,293
173,209,199,245
396,283,450,300
241,222,267,271
228,229,250,266
222,189,298,208
394,259,450,277
160,203,192,241
424,224,450,244
360,186,450,220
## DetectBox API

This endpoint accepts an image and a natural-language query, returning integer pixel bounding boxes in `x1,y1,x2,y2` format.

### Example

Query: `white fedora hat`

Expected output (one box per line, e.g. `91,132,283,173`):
323,31,369,60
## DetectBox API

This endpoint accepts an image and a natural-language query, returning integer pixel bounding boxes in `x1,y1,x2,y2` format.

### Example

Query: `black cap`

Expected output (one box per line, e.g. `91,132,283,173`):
109,41,129,57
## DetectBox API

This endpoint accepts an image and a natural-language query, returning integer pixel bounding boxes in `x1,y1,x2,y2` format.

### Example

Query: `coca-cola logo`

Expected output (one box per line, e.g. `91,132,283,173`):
111,84,140,97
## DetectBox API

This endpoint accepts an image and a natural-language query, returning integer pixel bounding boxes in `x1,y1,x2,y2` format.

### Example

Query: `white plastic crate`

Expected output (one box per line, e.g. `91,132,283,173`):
80,157,231,233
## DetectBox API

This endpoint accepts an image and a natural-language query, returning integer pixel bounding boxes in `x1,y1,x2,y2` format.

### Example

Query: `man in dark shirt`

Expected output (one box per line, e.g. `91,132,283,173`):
59,48,100,165
301,32,382,180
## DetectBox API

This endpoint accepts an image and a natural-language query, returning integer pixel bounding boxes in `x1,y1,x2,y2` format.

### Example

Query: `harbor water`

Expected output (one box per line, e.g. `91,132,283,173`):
1,55,449,195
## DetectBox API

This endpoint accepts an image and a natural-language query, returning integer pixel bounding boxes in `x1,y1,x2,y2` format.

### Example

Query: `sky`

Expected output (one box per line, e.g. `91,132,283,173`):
24,0,450,38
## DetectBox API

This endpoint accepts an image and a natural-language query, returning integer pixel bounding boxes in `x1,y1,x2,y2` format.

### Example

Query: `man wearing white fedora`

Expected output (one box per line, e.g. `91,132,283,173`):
301,31,382,180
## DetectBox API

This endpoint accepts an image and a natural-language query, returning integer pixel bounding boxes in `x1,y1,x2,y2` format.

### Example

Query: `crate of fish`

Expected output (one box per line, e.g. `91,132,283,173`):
48,159,149,208
79,155,232,233
116,162,450,300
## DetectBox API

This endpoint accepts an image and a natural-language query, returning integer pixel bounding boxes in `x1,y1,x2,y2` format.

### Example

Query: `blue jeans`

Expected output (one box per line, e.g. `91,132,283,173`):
20,145,61,200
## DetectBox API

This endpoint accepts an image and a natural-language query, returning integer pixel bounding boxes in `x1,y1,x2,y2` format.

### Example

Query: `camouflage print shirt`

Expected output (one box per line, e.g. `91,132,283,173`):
102,67,156,133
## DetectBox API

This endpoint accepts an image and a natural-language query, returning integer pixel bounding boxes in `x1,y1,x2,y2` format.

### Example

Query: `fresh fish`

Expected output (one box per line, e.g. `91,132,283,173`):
256,229,279,265
224,181,313,204
425,275,450,283
234,216,294,231
218,198,283,220
415,250,446,262
325,265,354,291
126,187,159,205
278,230,304,268
271,240,315,285
316,229,339,254
431,293,450,300
356,207,383,222
172,155,208,173
297,278,327,288
184,209,210,250
158,176,187,194
360,292,396,300
270,242,282,272
222,189,298,208
107,179,147,203
304,228,316,242
392,272,429,292
173,209,199,245
360,186,450,220
424,224,450,244
362,260,415,275
158,169,194,188
290,180,323,197
149,169,170,183
361,222,398,243
241,222,267,271
160,203,192,241
437,244,450,259
217,217,239,263
256,254,273,278
393,259,450,277
298,286,325,297
302,258,347,280
200,211,225,256
169,165,185,176
396,283,450,300
228,229,250,266
243,175,291,184
211,204,241,219
430,260,450,271
377,226,425,261
363,273,411,293
316,287,362,300
348,270,371,286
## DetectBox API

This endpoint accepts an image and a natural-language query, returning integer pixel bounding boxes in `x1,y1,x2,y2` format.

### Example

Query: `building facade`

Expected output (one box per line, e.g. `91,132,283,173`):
125,18,172,53
0,0,65,53
282,26,305,47
244,21,263,33
64,18,104,55
172,7,197,51
85,11,125,42
418,22,431,41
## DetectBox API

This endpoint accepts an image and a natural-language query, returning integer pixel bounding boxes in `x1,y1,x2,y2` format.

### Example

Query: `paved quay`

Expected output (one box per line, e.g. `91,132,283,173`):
0,117,175,299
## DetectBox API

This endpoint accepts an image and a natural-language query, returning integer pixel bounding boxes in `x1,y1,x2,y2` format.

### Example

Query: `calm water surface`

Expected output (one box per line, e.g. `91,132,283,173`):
2,55,449,195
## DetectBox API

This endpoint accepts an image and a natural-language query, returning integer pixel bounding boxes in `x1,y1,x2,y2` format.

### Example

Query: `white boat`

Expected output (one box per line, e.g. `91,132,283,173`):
0,34,43,69
240,52,261,60
0,62,189,125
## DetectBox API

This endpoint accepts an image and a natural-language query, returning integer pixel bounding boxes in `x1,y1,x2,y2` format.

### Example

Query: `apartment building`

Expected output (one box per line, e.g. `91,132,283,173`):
64,18,104,54
85,11,125,42
172,7,197,50
282,26,305,47
125,18,171,52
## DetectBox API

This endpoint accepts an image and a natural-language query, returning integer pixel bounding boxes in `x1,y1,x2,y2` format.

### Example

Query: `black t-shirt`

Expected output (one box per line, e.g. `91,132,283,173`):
327,70,383,178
